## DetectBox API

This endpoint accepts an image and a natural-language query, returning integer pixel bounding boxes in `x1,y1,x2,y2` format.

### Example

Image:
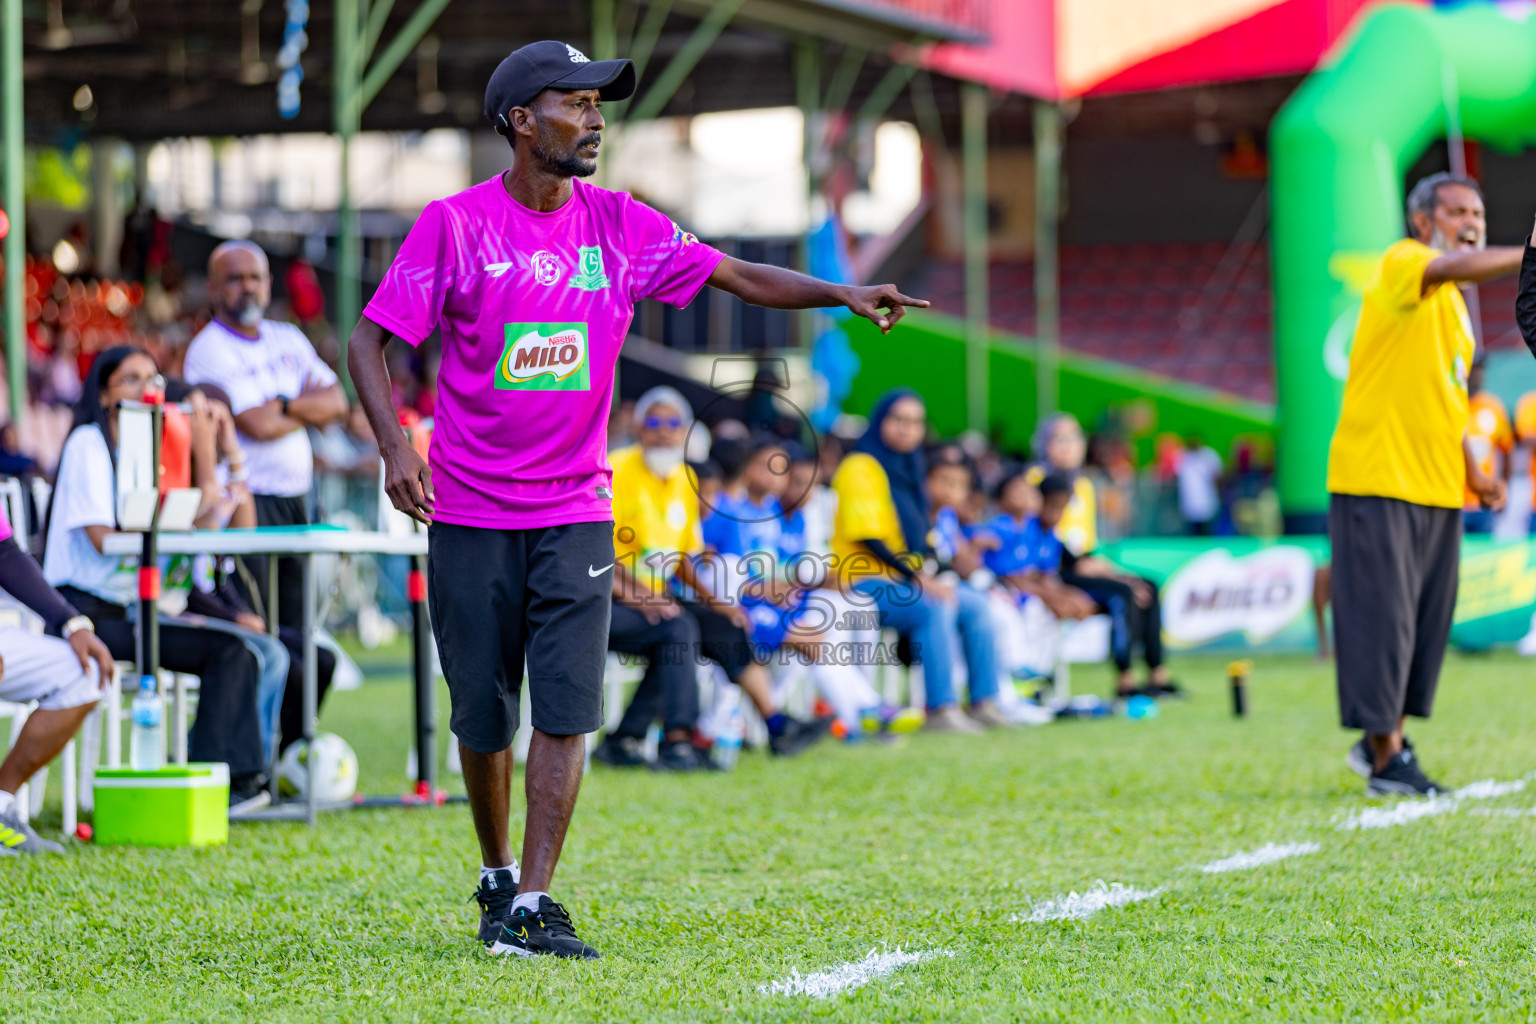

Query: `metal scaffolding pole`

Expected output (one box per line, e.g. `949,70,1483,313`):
335,0,361,393
1033,99,1062,418
333,0,454,394
961,81,989,435
2,0,24,420
796,37,820,350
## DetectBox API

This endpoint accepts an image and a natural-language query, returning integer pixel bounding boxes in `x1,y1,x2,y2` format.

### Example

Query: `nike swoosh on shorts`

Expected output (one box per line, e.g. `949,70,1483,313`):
588,564,614,577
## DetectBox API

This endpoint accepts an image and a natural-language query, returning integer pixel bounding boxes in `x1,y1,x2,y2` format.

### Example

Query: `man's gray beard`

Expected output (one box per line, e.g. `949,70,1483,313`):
1428,226,1485,251
235,301,264,327
642,446,685,479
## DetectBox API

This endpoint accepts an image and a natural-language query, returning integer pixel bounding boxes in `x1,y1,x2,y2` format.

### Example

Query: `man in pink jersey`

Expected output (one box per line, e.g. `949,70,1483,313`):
348,39,925,959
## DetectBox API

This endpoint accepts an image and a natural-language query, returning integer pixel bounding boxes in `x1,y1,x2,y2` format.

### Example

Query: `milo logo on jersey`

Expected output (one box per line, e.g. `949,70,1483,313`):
496,322,591,391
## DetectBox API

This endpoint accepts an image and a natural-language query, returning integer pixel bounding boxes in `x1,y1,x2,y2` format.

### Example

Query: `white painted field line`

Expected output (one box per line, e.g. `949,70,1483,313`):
759,948,954,999
1338,775,1528,831
1012,881,1164,923
1198,841,1321,874
1454,778,1527,801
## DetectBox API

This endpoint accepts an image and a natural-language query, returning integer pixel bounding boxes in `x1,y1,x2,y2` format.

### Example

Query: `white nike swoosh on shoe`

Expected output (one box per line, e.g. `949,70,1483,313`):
487,939,536,957
588,564,614,577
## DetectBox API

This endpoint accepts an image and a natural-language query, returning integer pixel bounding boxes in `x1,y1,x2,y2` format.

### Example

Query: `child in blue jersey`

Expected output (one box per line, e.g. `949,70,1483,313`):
928,451,1054,724
987,470,1097,620
707,433,920,736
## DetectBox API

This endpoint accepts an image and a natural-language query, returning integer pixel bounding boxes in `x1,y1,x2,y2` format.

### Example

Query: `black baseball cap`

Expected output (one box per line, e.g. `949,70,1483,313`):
484,40,636,131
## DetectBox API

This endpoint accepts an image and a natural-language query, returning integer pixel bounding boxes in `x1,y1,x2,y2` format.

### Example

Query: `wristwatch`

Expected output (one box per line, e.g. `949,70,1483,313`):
62,615,95,639
280,396,292,417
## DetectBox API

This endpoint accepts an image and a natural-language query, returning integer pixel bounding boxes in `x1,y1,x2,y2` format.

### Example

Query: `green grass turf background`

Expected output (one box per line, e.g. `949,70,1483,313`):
5,647,1536,1022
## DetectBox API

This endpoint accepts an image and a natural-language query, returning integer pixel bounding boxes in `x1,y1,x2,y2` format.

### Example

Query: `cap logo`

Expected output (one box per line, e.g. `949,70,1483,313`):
566,44,590,64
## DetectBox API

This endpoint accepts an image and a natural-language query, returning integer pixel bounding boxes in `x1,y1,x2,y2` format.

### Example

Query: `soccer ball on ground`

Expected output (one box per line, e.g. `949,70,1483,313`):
277,732,359,802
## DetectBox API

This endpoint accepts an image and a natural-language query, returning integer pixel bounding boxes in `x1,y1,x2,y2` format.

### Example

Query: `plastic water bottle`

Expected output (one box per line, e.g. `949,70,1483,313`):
130,676,165,772
713,697,745,771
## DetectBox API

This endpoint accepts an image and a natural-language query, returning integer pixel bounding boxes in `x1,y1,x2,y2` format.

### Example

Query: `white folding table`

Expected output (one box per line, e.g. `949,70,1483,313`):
104,526,430,825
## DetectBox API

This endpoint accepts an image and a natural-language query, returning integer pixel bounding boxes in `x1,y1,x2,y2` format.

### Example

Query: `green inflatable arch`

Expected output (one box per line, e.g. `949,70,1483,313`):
1271,2,1536,522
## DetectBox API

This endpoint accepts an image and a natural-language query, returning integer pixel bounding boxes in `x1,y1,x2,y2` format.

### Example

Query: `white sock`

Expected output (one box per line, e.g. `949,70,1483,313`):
480,861,520,886
0,790,13,815
513,891,548,914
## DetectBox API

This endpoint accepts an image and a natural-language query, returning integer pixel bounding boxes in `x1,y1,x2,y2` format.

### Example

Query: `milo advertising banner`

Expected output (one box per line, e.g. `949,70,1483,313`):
1099,536,1536,653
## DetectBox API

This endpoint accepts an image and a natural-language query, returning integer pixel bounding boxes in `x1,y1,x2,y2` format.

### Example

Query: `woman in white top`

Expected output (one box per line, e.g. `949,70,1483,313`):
43,346,271,802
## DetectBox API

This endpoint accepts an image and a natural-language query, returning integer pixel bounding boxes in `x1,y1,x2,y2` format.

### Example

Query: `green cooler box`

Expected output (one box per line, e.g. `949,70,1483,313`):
93,763,229,847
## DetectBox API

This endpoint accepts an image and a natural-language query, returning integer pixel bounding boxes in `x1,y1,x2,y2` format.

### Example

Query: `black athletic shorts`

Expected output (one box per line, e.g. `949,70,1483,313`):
427,520,614,752
1329,493,1460,734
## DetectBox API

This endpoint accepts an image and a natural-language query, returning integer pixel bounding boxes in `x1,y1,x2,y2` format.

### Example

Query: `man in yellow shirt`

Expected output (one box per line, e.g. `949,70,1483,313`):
1327,172,1514,796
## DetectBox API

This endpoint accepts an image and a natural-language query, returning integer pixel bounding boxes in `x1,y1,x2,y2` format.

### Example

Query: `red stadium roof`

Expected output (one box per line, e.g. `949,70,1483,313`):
924,0,1408,100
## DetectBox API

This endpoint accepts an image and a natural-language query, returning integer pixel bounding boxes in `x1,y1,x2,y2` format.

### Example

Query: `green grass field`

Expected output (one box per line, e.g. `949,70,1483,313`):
6,648,1536,1022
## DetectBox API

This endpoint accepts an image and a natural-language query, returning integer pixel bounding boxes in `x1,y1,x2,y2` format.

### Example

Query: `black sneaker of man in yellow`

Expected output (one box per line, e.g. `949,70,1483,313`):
473,867,519,947
488,896,600,959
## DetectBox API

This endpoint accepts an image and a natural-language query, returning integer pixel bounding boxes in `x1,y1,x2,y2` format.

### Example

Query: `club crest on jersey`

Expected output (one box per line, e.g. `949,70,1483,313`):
672,223,698,247
531,250,563,286
496,323,591,391
569,245,610,291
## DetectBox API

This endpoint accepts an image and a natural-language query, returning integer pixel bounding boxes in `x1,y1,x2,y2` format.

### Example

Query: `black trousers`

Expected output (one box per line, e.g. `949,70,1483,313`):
240,493,309,631
276,625,336,754
60,586,265,777
1329,493,1460,734
1061,572,1164,674
606,601,702,739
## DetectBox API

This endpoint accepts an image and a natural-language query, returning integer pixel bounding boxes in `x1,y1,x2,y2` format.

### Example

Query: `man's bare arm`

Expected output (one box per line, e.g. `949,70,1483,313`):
347,317,434,524
1422,247,1523,294
707,256,928,334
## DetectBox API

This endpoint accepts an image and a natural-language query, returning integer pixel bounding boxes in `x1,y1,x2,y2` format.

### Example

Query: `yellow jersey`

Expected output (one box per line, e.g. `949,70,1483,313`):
1465,391,1512,509
830,452,910,583
1327,238,1473,509
1024,465,1099,556
610,445,701,594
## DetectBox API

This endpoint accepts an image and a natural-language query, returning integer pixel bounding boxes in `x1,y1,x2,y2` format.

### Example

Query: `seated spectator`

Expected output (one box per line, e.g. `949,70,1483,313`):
987,472,1098,625
1028,415,1181,700
779,440,834,562
167,379,337,760
830,389,1007,732
0,508,115,854
595,388,827,770
711,433,922,738
1034,472,1177,700
42,346,273,808
1464,358,1511,534
926,450,1052,725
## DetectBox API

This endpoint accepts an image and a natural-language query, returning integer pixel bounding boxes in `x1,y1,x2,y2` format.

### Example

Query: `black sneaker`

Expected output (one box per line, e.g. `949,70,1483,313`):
592,735,651,769
489,897,600,959
1147,679,1185,699
769,715,832,757
1347,735,1414,779
472,867,519,947
1368,748,1442,797
229,773,272,814
654,741,716,772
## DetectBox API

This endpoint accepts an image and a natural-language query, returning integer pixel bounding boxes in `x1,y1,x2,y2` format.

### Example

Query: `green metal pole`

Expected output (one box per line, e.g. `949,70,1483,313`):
796,37,820,351
592,0,616,60
961,81,989,435
335,0,360,392
2,0,24,421
1033,99,1061,419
